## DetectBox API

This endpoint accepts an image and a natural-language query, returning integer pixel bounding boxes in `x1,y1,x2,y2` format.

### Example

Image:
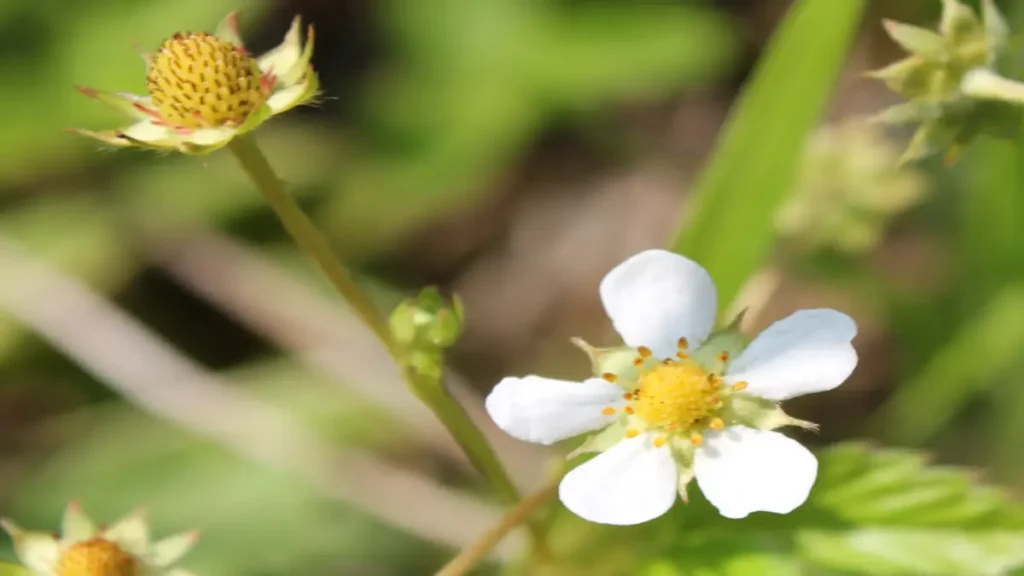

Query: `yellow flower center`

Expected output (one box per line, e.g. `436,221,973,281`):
631,360,722,430
56,538,140,576
146,32,267,129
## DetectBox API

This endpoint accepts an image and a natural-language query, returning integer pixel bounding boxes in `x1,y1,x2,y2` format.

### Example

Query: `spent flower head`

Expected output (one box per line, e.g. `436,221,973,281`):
72,12,318,154
777,121,928,254
486,250,858,525
869,0,1020,164
2,502,199,576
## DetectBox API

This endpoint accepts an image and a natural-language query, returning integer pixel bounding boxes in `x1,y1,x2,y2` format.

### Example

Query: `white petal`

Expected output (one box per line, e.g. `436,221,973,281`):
695,426,817,519
599,249,718,358
559,433,678,525
257,16,306,84
267,82,308,114
724,309,858,400
2,520,59,573
147,531,200,567
186,127,236,147
120,120,174,144
60,502,96,544
485,376,625,445
101,509,149,556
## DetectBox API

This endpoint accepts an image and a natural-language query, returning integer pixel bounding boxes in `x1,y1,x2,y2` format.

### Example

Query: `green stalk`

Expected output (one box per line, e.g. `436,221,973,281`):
226,134,528,519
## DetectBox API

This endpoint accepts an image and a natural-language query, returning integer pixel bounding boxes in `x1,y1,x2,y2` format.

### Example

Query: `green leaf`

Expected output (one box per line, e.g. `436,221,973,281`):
0,564,30,576
670,0,866,309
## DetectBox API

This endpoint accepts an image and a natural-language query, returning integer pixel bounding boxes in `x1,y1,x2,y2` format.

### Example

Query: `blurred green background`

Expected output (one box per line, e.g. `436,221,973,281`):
2,0,1024,574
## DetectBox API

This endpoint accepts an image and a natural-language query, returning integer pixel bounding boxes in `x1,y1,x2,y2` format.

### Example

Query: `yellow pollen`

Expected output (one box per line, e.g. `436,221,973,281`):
56,538,140,576
631,360,721,430
602,372,618,382
653,436,668,448
710,417,725,430
601,407,616,416
146,32,267,129
676,351,689,359
637,346,653,358
625,428,640,439
732,381,749,392
624,406,635,415
691,433,704,446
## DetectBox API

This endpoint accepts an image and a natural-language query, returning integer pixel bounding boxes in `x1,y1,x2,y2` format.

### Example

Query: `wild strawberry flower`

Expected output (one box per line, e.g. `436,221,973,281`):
485,249,858,525
71,12,318,154
2,502,199,576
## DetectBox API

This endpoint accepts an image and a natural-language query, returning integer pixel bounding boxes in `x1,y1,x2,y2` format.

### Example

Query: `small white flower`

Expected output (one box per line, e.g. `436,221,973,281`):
2,502,200,576
486,249,858,525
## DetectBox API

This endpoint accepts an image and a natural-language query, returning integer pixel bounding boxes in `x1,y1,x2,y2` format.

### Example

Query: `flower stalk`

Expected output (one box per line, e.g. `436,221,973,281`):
227,135,529,528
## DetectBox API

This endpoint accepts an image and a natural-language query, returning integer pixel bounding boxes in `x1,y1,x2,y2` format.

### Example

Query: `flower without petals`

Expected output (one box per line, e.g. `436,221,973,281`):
2,502,199,576
72,12,318,154
485,249,858,525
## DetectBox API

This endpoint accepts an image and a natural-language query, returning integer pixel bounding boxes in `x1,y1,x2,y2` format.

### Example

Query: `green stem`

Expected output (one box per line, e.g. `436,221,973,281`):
406,368,522,505
227,135,392,350
226,134,533,531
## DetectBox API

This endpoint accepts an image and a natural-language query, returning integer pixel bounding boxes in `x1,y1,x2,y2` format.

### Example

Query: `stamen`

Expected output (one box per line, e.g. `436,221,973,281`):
676,351,689,359
717,351,729,363
624,406,635,415
690,433,704,446
710,418,725,430
732,381,749,392
677,337,689,350
602,407,617,416
653,436,668,448
632,357,644,367
637,346,653,358
602,372,618,382
625,428,640,439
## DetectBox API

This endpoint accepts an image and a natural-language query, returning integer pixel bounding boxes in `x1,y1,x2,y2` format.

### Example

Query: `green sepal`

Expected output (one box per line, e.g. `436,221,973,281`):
566,418,629,459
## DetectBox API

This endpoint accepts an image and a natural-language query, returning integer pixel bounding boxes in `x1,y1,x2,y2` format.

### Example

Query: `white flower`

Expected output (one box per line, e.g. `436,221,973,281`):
485,249,858,525
2,502,199,576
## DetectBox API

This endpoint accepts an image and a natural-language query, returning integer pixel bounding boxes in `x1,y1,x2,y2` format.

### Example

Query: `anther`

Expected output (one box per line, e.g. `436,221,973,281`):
637,346,653,358
653,436,668,448
718,351,729,363
602,372,618,382
690,433,704,446
732,381,749,392
602,407,617,416
676,351,689,359
710,418,725,430
625,428,640,439
632,358,644,367
677,337,689,350
624,406,635,415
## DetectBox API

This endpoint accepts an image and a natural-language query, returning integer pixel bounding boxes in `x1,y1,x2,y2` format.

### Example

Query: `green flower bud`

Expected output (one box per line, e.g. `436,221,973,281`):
389,287,465,351
869,0,1016,163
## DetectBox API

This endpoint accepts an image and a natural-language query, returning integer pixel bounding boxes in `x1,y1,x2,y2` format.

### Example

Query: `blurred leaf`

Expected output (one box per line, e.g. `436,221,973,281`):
866,284,1024,445
324,0,736,256
671,0,866,308
0,564,28,576
552,443,1024,575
